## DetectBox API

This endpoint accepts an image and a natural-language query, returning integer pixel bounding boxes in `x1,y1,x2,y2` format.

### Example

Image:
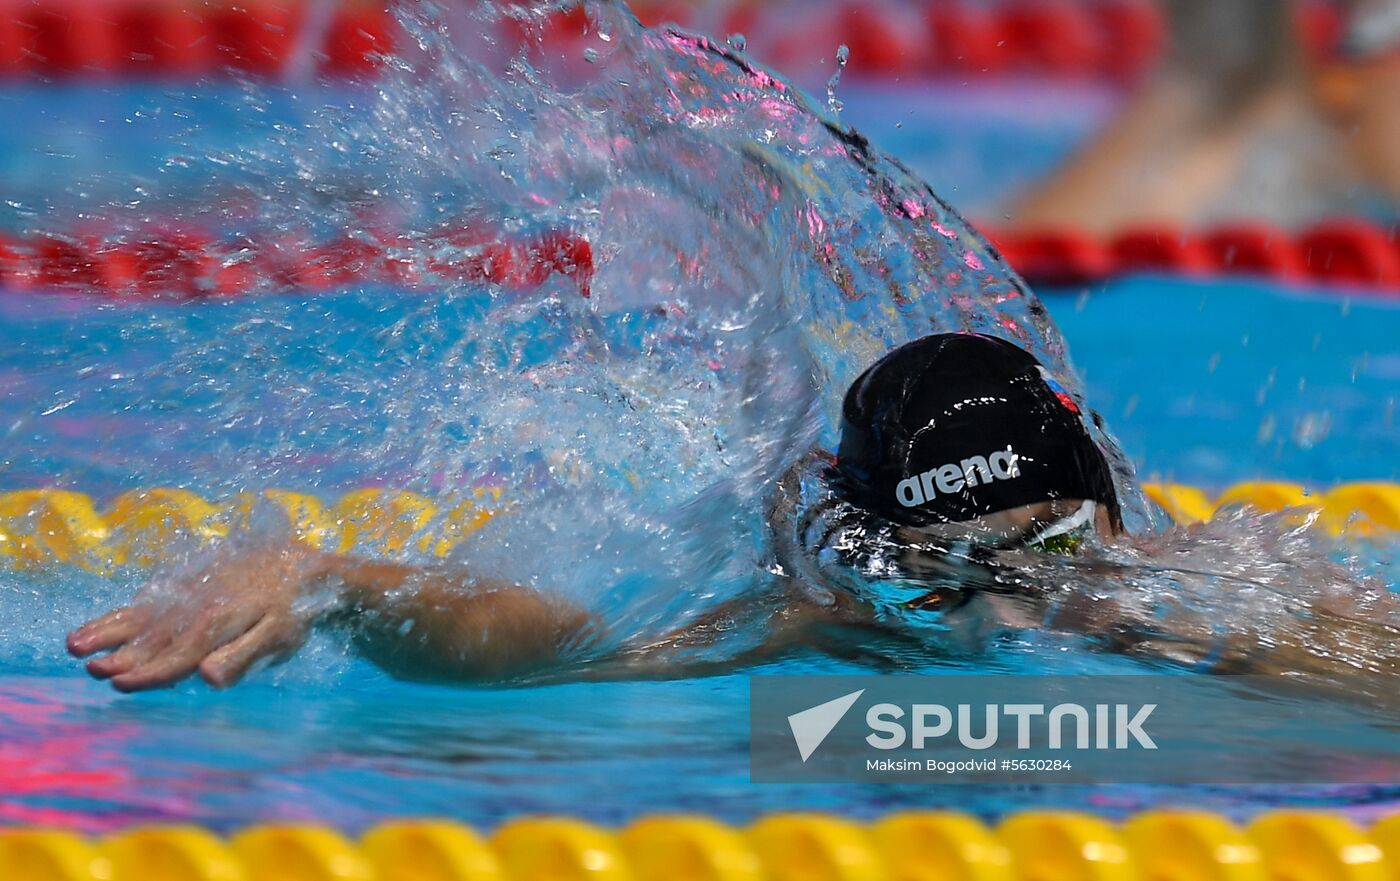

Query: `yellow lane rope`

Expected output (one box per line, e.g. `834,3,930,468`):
0,481,1395,571
2,810,1399,881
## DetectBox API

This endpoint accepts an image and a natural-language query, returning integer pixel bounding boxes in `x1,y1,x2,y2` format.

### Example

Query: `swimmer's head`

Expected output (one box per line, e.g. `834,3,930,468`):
834,333,1122,542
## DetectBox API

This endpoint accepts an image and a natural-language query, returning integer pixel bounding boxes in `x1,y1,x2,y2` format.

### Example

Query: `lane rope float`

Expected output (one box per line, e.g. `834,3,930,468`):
0,0,1168,82
0,480,1395,572
0,0,395,79
987,220,1400,291
0,0,1365,85
4,219,1400,300
0,485,505,570
0,810,1398,881
544,0,1168,80
0,226,595,299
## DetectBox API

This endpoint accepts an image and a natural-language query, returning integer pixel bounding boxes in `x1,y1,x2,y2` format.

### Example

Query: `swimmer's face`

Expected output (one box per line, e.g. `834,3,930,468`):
886,499,1119,615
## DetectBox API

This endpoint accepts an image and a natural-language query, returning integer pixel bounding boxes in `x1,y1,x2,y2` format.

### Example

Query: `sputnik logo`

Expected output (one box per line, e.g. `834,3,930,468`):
786,689,864,762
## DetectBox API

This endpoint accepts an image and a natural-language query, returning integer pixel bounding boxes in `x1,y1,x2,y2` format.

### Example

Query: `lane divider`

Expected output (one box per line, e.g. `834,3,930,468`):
0,480,1394,572
5,220,1398,299
719,0,1353,79
0,0,1358,84
0,1,394,79
987,220,1400,290
0,485,505,570
0,810,1398,880
717,0,1165,80
0,227,594,299
1144,481,1400,536
0,0,1166,82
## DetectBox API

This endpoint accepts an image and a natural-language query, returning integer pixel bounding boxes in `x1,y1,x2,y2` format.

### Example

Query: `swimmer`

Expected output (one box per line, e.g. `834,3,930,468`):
62,333,1115,691
65,332,1397,693
1011,0,1400,231
754,333,1400,693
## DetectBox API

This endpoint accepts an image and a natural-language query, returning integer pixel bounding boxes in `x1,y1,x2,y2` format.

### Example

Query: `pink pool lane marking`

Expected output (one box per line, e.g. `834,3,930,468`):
0,686,156,832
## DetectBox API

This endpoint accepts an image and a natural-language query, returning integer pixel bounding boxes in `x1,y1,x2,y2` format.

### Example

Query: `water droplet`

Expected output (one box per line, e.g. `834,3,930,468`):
727,32,746,51
1257,414,1277,444
825,44,849,115
583,47,600,63
1291,412,1332,449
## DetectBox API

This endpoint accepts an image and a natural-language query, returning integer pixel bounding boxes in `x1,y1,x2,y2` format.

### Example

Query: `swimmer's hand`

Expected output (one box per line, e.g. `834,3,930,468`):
67,543,595,692
66,543,326,692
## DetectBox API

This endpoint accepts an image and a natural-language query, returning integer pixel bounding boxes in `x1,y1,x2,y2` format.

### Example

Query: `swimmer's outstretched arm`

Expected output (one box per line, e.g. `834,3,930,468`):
1043,567,1400,693
66,542,593,692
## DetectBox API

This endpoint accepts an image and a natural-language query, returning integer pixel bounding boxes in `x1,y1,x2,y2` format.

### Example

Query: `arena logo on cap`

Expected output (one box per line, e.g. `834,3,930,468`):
895,446,1020,509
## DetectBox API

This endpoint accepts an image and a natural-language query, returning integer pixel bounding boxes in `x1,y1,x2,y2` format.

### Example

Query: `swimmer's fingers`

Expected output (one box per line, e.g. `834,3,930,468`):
67,605,155,657
199,615,302,690
106,604,262,692
85,627,175,681
108,637,214,693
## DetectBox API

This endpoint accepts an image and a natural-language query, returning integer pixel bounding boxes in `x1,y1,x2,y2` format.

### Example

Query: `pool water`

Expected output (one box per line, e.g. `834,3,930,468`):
0,78,1112,236
0,64,1396,828
1056,277,1398,487
1,271,1395,831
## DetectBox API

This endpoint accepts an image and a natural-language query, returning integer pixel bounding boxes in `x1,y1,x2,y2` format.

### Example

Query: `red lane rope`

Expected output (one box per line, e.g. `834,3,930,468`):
0,0,1166,81
544,0,1169,80
0,1,394,78
3,220,1397,300
0,227,595,299
0,0,1359,83
987,220,1400,291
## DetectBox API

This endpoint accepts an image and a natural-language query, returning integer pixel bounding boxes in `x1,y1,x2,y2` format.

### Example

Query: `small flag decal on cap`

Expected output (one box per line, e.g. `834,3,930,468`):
1038,366,1081,414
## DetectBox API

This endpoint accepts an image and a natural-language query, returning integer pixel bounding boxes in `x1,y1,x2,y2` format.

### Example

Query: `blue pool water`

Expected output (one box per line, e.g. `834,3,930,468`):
0,78,1111,236
1056,278,1399,487
0,37,1396,829
1,273,1396,831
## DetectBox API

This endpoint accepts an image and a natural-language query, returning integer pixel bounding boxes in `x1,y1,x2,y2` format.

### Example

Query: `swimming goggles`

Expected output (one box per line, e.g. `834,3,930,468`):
1023,500,1097,555
897,500,1099,614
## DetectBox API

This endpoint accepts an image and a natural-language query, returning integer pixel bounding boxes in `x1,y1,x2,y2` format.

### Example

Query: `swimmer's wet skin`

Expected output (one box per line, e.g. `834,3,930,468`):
66,550,596,691
65,332,1400,694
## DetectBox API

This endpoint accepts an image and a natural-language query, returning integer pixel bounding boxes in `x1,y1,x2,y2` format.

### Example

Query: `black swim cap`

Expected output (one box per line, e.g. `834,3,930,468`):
835,333,1121,528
